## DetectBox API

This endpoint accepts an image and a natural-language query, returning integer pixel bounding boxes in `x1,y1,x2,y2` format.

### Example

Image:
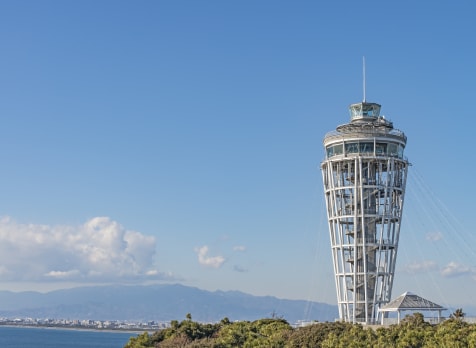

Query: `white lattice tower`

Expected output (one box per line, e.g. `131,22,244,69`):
321,101,409,324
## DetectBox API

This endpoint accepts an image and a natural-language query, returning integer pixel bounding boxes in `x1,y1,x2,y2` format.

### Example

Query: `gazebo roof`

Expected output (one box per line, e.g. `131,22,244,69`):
380,291,446,312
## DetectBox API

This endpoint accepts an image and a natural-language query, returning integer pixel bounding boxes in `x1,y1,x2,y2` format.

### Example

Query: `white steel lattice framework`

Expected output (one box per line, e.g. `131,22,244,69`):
321,101,409,324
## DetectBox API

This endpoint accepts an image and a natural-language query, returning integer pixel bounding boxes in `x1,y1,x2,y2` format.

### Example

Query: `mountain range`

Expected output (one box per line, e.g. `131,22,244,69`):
0,284,338,324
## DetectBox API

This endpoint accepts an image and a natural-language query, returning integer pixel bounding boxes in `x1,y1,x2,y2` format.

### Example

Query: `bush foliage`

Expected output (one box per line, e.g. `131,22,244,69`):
124,312,476,348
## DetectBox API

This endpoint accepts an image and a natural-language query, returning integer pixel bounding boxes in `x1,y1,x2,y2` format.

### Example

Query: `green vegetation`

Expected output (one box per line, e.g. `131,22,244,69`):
124,312,476,348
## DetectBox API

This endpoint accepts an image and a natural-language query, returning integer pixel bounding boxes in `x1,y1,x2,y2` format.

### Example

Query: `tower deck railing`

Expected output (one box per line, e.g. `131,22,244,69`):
324,153,409,162
324,128,406,142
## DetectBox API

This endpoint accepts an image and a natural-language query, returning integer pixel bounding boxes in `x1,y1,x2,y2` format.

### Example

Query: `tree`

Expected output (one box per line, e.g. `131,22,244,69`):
247,318,291,347
286,321,350,348
321,323,377,348
123,332,154,348
451,308,465,320
171,320,179,330
400,312,427,327
435,315,470,347
397,313,434,348
214,320,251,347
220,317,231,326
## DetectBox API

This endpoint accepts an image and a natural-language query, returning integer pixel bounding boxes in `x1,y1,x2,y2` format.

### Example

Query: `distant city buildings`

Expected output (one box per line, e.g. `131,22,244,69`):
0,317,169,331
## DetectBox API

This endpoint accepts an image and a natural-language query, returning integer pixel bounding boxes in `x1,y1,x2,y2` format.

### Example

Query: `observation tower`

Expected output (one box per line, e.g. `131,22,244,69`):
321,99,409,324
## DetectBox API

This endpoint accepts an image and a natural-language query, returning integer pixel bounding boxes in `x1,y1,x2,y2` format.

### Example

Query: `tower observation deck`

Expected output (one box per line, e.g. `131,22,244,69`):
321,101,409,324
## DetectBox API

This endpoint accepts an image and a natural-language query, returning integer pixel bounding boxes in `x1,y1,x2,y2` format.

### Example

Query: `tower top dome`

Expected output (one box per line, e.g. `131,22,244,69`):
349,102,381,121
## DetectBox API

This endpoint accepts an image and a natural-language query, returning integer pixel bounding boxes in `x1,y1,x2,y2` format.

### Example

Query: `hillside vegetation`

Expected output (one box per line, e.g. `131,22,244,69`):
124,311,476,347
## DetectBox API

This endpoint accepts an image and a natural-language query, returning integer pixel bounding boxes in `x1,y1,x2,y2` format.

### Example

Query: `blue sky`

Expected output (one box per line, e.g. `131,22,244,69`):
0,0,475,312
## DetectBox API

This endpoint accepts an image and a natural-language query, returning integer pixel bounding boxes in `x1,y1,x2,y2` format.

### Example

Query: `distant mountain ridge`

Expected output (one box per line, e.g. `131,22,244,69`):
0,284,337,323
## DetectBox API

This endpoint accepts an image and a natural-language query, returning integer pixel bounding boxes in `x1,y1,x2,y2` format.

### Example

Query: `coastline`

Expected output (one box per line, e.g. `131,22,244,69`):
0,323,148,334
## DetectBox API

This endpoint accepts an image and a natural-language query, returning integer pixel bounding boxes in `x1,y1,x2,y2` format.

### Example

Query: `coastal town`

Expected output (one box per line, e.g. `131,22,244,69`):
0,317,168,332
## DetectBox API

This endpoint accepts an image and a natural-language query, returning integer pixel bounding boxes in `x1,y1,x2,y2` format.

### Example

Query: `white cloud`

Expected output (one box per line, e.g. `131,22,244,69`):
440,261,473,277
195,246,225,268
44,270,81,279
233,245,246,252
425,232,443,242
0,216,170,283
403,260,438,274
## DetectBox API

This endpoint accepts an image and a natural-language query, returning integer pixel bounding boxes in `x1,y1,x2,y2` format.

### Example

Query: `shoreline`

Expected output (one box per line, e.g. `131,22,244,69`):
0,323,150,334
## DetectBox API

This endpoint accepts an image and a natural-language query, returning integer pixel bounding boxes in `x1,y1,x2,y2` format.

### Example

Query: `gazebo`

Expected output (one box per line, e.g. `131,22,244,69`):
379,291,446,324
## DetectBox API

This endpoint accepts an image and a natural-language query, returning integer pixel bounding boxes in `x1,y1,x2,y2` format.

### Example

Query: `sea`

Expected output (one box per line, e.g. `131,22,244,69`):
0,326,138,348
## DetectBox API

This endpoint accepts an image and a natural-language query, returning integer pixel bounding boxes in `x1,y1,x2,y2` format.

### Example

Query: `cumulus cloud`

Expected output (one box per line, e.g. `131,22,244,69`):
233,245,246,252
440,262,473,277
45,270,81,279
195,246,225,268
0,216,169,283
425,232,443,242
403,260,438,274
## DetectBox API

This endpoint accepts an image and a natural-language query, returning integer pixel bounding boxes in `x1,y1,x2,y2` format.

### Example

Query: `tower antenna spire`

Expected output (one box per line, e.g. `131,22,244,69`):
363,56,366,102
